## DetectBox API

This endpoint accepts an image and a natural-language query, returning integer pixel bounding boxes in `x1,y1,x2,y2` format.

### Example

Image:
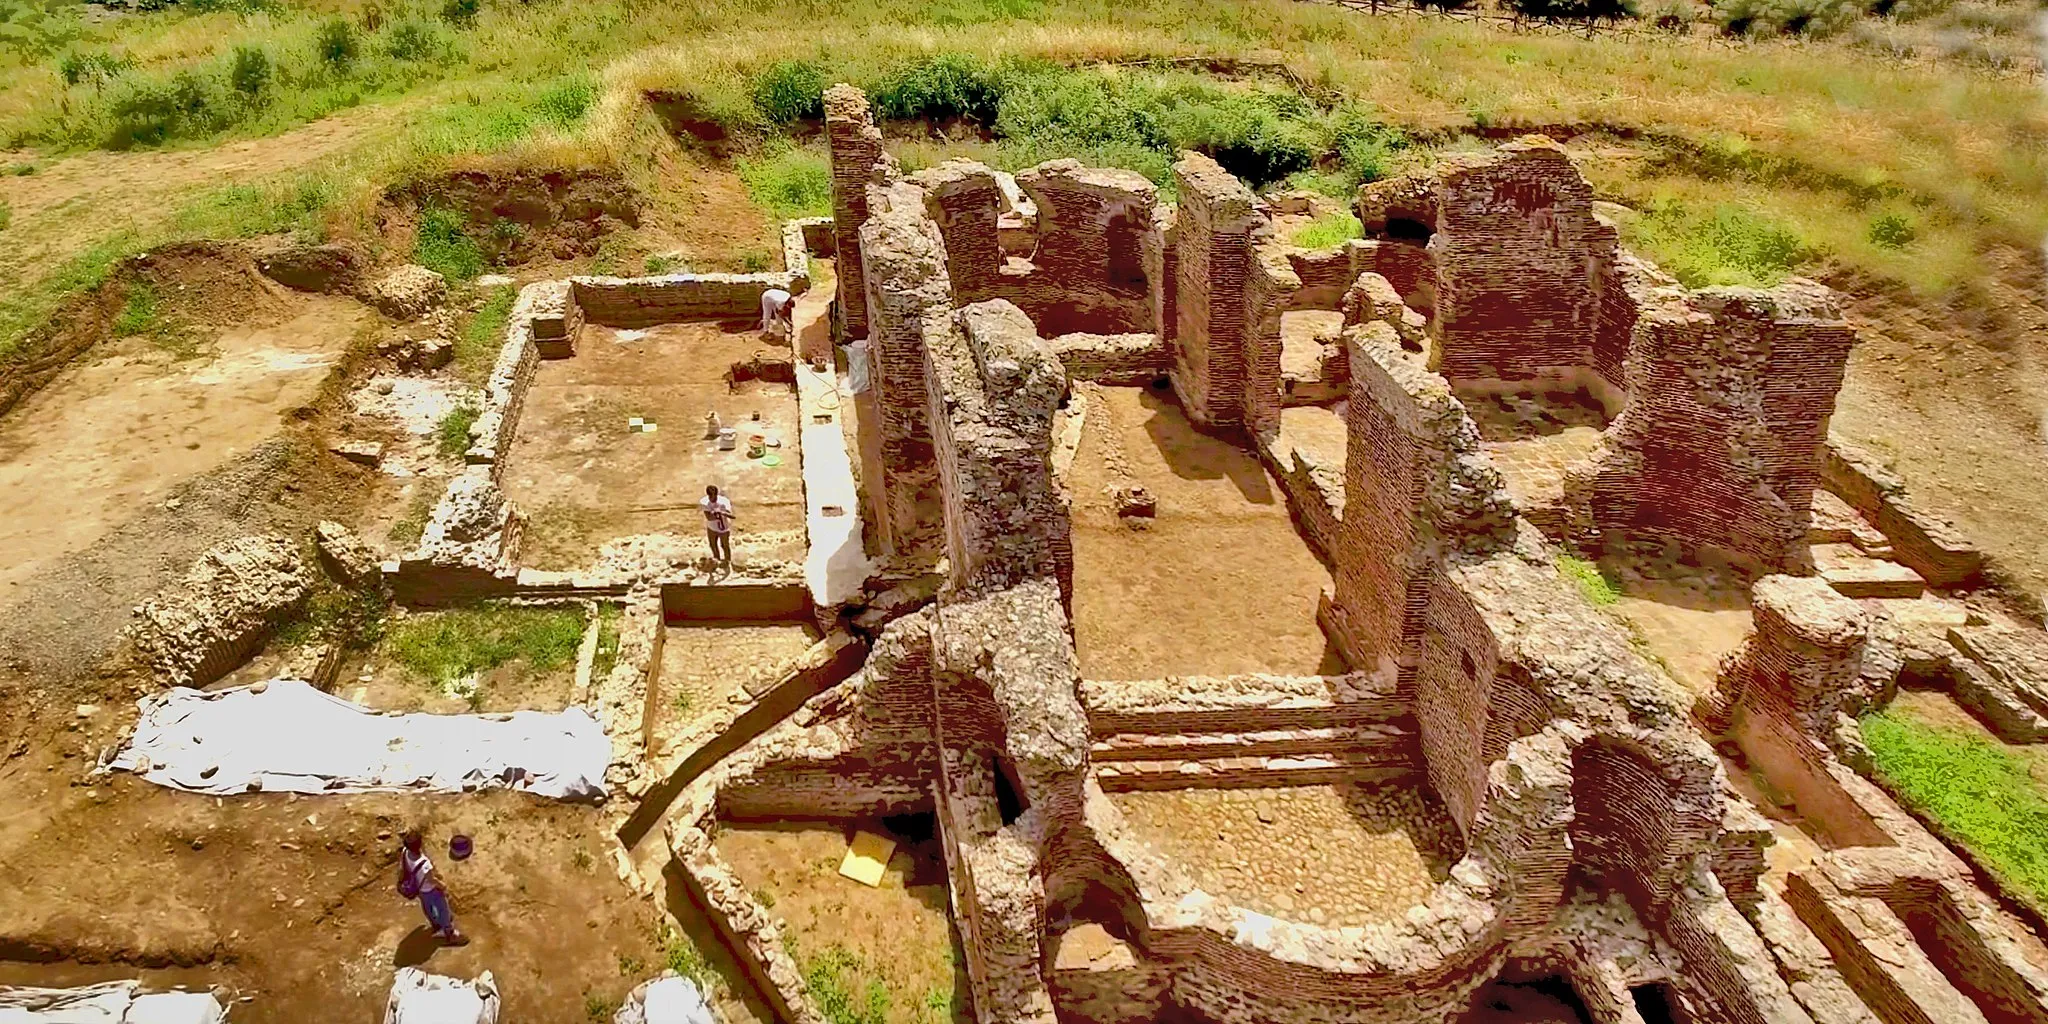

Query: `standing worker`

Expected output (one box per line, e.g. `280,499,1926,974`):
759,287,794,342
398,829,469,947
699,484,735,569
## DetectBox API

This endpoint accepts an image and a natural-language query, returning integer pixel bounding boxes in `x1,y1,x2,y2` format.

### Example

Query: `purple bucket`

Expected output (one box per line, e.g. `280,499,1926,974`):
449,834,474,861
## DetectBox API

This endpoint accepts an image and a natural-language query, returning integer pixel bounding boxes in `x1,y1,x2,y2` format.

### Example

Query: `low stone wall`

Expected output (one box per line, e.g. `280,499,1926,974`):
1261,427,1346,565
666,792,829,1024
569,272,805,328
1079,672,1404,735
128,533,312,688
388,468,525,606
1822,436,1985,587
462,281,550,469
1047,332,1169,385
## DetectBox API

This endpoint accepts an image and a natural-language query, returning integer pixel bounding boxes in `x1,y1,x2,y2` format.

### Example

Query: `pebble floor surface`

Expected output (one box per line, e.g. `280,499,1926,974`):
1109,783,1462,927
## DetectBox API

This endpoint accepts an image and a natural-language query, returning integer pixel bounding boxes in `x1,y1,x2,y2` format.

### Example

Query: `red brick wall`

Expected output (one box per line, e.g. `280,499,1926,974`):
1432,139,1617,386
1169,153,1260,431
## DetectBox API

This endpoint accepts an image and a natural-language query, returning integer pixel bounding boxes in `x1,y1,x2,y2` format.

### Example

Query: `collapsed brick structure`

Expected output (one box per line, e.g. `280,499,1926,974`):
627,90,2048,1024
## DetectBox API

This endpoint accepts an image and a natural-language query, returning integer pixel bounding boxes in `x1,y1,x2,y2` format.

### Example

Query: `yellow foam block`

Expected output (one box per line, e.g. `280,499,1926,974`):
837,830,897,888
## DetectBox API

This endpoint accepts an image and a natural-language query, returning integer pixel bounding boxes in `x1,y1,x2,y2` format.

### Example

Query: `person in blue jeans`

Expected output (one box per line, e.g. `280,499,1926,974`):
400,829,469,946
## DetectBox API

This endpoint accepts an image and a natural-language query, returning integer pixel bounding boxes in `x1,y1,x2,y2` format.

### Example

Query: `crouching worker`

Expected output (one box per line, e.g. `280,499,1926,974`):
759,286,794,341
399,829,469,946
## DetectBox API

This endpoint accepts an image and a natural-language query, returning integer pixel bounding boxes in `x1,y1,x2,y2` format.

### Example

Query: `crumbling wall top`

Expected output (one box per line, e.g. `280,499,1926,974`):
1752,574,1867,651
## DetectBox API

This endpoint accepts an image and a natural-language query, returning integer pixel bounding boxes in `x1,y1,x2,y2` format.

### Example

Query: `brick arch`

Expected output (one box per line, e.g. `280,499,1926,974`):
1568,735,1688,912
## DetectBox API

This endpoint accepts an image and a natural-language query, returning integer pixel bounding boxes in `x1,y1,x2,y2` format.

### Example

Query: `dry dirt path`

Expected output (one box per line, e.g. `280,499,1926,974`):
0,102,401,299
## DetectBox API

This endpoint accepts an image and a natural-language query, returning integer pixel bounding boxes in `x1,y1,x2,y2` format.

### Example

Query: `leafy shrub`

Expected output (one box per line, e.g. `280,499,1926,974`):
1328,109,1405,185
386,19,446,62
740,144,832,218
533,74,597,128
1868,212,1916,248
413,207,486,281
440,0,479,26
58,49,132,91
1509,0,1637,19
752,59,828,125
0,198,10,232
229,45,271,97
1713,0,1856,33
107,70,227,148
1,0,84,58
314,17,359,69
1414,0,1474,10
869,52,1004,124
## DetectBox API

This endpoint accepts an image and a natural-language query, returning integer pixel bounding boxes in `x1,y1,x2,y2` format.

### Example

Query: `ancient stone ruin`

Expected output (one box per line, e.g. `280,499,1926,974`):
100,82,2048,1024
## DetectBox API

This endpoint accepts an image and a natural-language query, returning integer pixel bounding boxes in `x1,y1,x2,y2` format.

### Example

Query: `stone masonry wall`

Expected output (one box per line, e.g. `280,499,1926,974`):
1170,152,1263,432
858,180,953,562
925,299,1075,605
1244,245,1302,442
1011,160,1157,336
912,160,1006,305
827,84,889,339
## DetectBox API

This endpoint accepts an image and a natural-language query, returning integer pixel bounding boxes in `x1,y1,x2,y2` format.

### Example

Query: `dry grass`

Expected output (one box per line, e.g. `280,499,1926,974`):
0,0,2041,356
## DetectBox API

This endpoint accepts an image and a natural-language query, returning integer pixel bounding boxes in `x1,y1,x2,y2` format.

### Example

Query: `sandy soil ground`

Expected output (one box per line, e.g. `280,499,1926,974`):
714,822,969,1024
502,321,806,570
1069,384,1344,680
0,297,363,595
0,720,667,1023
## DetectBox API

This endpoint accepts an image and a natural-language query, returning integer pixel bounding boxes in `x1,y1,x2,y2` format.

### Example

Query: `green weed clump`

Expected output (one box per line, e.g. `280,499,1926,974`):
591,603,623,680
803,947,893,1024
1557,554,1622,606
752,59,828,125
437,401,479,456
415,207,486,282
1867,211,1915,248
112,281,161,336
384,603,586,684
738,143,832,219
869,51,1005,124
1712,0,1859,35
1862,711,2048,910
1292,210,1363,249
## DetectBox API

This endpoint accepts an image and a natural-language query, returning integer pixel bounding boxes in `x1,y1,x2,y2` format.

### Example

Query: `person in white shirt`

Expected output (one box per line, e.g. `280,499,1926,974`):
398,829,468,946
699,485,735,568
759,287,794,341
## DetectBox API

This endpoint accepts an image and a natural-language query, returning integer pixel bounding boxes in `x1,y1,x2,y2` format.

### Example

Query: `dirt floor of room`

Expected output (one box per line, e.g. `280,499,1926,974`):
1069,384,1344,680
1460,387,1608,514
1107,782,1461,927
650,622,819,749
713,822,970,1024
1600,552,1754,700
501,320,806,571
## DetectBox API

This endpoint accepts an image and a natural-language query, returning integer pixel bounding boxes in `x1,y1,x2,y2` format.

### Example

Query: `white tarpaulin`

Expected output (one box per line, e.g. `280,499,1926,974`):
384,969,498,1024
109,679,609,801
613,975,718,1024
0,983,225,1024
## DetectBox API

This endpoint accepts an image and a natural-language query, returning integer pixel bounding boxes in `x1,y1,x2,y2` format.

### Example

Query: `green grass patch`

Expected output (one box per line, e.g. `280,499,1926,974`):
660,926,712,987
738,143,832,220
1557,554,1622,606
1291,210,1362,249
384,602,586,685
1620,198,1812,288
275,580,388,650
456,283,515,381
803,946,893,1024
388,488,438,549
1861,710,2048,910
111,282,161,337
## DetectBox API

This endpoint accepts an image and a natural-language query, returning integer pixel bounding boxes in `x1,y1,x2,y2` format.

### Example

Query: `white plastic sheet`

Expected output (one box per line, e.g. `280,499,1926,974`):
613,975,717,1024
0,983,225,1024
109,679,609,801
384,969,498,1024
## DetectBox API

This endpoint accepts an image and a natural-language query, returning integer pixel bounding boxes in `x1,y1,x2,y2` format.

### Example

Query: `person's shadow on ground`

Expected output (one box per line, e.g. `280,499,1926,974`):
393,925,443,967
